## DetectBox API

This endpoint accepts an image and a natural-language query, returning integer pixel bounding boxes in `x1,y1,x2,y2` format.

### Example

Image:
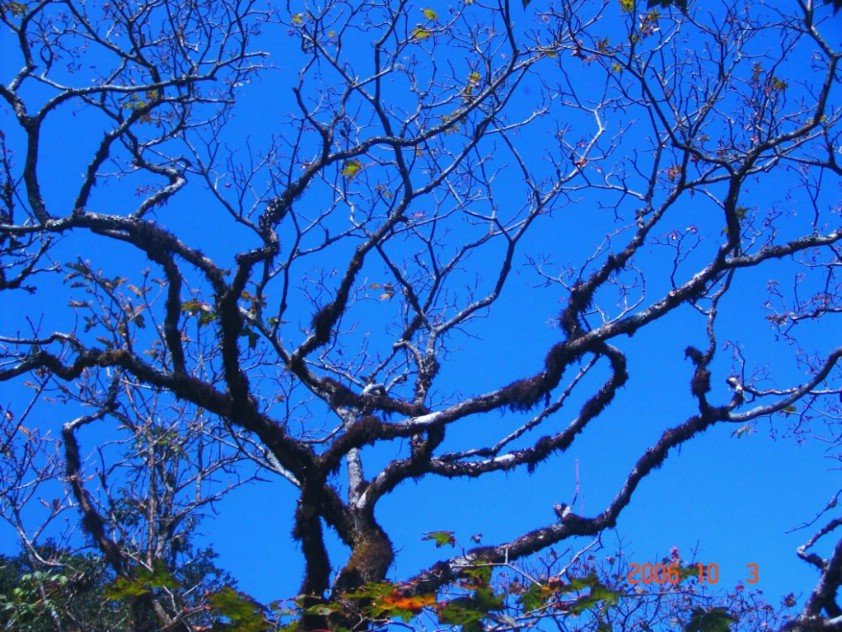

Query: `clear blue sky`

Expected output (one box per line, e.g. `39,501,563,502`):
1,0,840,623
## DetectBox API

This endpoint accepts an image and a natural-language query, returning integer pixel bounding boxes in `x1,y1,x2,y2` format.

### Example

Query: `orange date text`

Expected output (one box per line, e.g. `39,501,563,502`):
626,562,759,586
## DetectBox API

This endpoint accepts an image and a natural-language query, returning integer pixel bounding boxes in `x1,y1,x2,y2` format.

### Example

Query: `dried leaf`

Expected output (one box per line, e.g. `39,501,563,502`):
379,590,436,613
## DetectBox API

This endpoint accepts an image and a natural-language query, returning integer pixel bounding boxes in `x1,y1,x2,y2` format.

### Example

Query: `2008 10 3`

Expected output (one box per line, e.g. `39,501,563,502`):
627,562,759,585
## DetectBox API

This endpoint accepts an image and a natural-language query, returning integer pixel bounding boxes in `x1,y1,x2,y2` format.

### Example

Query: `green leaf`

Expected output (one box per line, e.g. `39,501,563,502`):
565,573,622,614
437,586,503,625
181,299,201,313
422,530,456,548
519,582,550,613
472,586,504,612
181,299,217,326
303,602,342,616
198,310,216,326
620,0,635,11
437,597,485,625
422,8,438,21
463,565,493,587
104,576,151,600
208,586,269,631
683,606,737,632
143,560,179,590
341,158,363,180
590,581,621,608
104,559,182,601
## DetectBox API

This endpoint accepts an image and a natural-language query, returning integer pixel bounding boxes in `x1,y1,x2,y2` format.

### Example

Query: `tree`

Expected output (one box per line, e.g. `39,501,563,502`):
0,539,240,631
1,0,840,630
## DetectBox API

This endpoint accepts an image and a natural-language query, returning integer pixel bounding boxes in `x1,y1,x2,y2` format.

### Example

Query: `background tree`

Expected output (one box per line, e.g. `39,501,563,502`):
1,0,840,630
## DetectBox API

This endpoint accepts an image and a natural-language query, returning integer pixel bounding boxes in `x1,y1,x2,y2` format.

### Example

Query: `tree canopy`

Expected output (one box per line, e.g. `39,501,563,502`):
1,0,840,630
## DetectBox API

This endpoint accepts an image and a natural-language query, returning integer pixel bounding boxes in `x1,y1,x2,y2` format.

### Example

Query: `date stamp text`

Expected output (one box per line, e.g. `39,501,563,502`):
627,563,759,586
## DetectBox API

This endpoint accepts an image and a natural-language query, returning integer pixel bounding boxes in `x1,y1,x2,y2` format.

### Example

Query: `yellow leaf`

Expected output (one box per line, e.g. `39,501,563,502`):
411,26,431,40
422,8,438,21
291,13,304,25
341,159,363,180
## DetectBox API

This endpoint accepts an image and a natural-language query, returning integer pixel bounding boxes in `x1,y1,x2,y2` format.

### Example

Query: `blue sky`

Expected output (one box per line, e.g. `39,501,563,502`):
1,0,841,624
